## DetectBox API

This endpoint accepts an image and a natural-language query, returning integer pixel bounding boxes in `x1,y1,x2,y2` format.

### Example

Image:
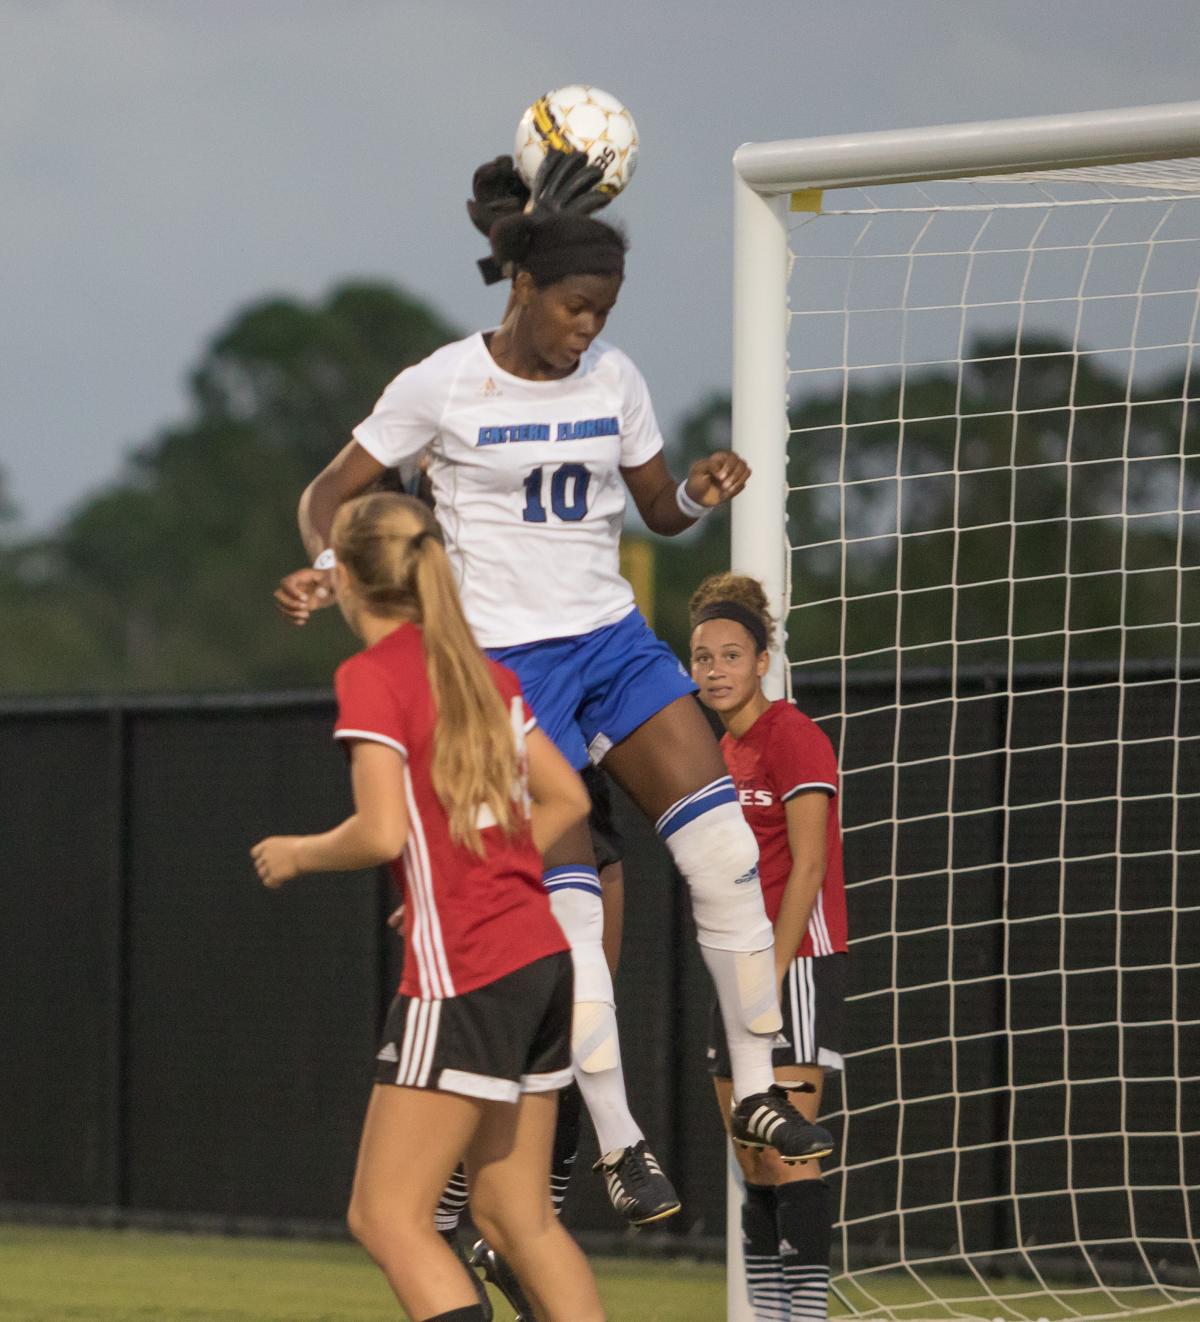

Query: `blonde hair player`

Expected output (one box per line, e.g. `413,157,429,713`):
253,492,604,1322
689,573,850,1322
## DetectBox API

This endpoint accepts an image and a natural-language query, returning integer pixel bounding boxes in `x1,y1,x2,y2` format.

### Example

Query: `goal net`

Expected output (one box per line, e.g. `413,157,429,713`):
731,106,1200,1322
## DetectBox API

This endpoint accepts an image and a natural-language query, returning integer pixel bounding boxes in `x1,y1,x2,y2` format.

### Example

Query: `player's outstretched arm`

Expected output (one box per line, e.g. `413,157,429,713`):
275,440,387,625
525,728,591,856
250,740,409,887
621,449,751,536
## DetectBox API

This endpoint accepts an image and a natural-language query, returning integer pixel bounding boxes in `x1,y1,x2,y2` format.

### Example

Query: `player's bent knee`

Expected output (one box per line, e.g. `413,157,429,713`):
572,1000,620,1073
467,1203,506,1255
348,1190,424,1255
347,1200,393,1257
470,1194,549,1254
664,803,772,952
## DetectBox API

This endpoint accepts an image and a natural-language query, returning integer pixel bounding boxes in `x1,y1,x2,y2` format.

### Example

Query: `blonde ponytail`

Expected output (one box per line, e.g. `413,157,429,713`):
332,492,520,853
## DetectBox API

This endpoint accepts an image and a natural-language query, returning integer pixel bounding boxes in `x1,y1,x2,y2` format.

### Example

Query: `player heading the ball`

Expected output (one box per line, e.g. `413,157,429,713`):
274,135,832,1229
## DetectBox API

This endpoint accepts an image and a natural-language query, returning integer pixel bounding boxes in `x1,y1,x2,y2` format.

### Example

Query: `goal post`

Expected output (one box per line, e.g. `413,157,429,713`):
733,100,1200,651
729,101,1200,1322
732,174,791,701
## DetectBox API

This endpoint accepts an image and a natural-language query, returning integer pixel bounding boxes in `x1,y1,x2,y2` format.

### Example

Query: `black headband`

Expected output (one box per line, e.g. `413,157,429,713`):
484,213,626,287
692,601,769,653
522,234,625,286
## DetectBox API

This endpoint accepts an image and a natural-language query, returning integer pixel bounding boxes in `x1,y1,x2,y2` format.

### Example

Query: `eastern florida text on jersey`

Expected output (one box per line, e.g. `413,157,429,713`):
352,333,664,648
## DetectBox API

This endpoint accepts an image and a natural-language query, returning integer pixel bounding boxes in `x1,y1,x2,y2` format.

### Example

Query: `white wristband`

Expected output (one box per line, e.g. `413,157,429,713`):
312,548,336,571
675,480,708,521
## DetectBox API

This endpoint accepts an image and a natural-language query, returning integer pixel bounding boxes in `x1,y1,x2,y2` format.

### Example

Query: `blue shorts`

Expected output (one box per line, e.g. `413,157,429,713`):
488,609,697,771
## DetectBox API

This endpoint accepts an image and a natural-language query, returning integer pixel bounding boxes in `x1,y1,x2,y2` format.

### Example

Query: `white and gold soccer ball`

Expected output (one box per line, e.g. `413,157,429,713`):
514,86,639,198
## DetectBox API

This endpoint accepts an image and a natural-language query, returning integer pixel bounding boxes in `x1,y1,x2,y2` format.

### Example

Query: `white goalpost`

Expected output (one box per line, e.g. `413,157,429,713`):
729,102,1200,1321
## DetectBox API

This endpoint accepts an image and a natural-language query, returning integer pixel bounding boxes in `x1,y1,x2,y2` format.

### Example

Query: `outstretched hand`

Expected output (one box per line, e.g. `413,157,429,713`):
274,567,335,626
683,450,752,509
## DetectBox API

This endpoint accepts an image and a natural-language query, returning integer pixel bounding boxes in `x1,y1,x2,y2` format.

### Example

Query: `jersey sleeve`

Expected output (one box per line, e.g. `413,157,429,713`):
616,352,665,469
352,354,444,469
768,709,838,802
333,656,408,758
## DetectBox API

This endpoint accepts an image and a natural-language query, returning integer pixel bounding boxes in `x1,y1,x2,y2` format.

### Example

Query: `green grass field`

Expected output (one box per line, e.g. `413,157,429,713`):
4,1226,1197,1321
0,1225,724,1321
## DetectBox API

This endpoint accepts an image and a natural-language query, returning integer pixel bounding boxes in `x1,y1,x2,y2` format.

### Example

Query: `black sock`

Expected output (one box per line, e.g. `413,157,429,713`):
420,1307,488,1322
742,1182,788,1320
775,1178,832,1320
551,1081,582,1216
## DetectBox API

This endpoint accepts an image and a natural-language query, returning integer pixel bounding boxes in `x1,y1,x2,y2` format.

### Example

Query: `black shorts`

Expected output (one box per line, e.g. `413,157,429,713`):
581,764,624,872
374,951,574,1103
707,952,848,1078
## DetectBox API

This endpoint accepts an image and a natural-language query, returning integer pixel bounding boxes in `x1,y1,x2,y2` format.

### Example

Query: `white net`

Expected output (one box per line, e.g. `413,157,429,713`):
785,167,1200,1319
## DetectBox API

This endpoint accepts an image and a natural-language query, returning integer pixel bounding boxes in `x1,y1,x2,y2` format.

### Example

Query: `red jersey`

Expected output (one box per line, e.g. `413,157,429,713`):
333,623,568,999
719,700,848,958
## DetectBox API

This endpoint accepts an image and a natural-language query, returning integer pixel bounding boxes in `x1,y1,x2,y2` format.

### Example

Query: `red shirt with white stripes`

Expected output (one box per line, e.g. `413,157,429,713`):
719,700,848,958
333,623,568,999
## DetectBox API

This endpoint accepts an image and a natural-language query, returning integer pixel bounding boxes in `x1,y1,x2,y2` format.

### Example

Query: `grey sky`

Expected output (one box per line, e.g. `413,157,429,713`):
5,0,1200,531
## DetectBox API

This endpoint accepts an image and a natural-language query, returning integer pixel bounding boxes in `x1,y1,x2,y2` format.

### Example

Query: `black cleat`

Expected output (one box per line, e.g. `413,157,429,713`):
730,1085,835,1164
470,1238,533,1321
441,1230,493,1321
593,1139,681,1227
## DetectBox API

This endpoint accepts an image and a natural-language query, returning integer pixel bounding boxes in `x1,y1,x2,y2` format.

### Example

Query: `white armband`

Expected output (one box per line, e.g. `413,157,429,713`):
675,481,708,521
313,548,336,571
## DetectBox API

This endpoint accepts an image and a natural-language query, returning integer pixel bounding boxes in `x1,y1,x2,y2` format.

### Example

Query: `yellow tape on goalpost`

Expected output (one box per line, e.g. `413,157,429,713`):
789,189,823,212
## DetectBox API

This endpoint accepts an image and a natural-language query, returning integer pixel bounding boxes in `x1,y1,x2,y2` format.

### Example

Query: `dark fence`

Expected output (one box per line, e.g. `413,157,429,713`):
0,692,720,1243
1,670,1195,1277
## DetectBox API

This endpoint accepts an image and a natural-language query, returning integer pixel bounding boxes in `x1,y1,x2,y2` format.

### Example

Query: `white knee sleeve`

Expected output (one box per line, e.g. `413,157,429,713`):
663,801,773,953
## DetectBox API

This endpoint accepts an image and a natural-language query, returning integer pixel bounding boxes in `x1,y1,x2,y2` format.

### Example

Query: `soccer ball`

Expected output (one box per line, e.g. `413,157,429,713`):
514,86,638,198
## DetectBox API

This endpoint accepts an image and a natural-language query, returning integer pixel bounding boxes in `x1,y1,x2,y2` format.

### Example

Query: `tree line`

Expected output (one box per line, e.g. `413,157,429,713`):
1,285,1194,697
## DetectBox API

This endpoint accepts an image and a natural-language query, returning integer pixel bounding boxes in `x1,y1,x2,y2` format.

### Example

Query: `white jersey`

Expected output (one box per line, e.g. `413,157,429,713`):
352,332,665,648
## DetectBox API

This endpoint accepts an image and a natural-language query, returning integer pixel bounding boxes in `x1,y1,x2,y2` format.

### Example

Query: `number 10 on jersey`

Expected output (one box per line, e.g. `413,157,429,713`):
522,463,591,523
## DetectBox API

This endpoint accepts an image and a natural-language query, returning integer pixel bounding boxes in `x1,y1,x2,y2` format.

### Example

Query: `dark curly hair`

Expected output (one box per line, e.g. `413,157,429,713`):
489,210,627,288
688,573,777,652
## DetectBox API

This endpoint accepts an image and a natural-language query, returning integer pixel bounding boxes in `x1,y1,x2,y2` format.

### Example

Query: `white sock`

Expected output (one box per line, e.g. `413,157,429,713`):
544,868,644,1155
574,1001,643,1156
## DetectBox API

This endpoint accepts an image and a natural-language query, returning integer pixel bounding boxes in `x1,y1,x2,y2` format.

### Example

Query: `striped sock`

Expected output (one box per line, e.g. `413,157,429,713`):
743,1183,790,1320
435,1166,469,1236
776,1179,832,1320
551,1081,582,1216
